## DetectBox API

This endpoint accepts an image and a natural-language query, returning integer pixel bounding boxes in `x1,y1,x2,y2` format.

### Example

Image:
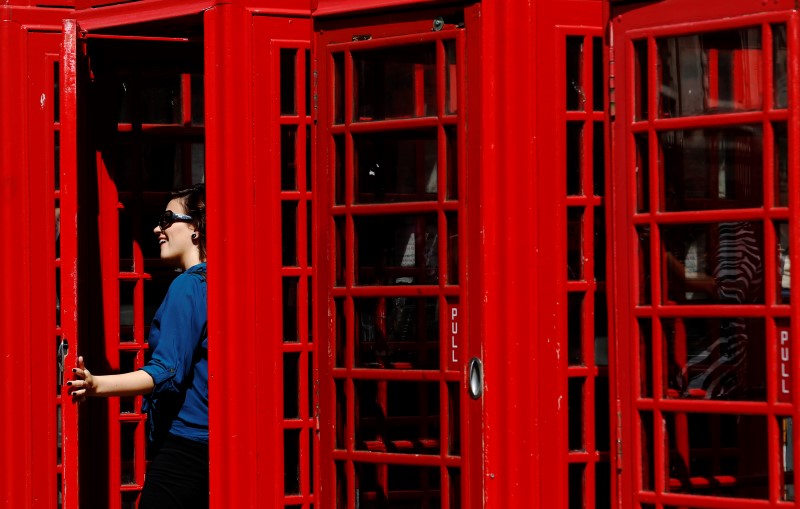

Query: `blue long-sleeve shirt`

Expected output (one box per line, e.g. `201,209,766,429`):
140,262,208,444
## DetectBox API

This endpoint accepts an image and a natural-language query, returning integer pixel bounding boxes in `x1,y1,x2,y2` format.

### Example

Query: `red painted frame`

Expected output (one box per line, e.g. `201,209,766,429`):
610,1,799,507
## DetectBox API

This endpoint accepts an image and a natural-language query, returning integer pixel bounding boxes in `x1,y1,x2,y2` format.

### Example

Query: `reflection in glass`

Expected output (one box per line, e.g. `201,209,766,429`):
660,126,763,211
661,221,764,304
191,74,204,125
445,126,459,200
447,383,461,454
354,214,438,286
777,221,790,304
775,122,788,206
140,74,183,124
354,381,440,454
663,317,765,400
665,413,768,499
594,293,608,366
593,37,603,112
121,422,137,485
658,28,762,117
353,44,436,121
781,417,794,501
354,130,437,203
774,25,788,109
446,212,459,285
354,297,438,369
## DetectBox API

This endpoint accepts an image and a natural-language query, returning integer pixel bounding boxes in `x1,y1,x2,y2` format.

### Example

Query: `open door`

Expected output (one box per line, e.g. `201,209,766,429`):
611,1,798,506
61,14,205,509
314,5,483,508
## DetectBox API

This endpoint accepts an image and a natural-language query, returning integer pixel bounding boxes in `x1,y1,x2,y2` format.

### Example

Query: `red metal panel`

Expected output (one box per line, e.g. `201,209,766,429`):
205,4,261,509
476,1,543,508
0,16,33,509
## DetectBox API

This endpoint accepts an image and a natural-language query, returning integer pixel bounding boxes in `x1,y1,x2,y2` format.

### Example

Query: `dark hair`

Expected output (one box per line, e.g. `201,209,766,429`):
172,183,206,261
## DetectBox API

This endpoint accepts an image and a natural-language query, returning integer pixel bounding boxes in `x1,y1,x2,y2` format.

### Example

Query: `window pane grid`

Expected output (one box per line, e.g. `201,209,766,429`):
630,22,790,503
565,32,611,509
280,43,317,508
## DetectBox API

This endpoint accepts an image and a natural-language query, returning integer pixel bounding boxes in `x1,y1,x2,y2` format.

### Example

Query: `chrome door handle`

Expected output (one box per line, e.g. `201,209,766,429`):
468,357,483,400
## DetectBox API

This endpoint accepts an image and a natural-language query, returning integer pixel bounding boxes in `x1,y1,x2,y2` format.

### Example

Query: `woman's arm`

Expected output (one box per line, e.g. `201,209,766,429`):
69,356,155,402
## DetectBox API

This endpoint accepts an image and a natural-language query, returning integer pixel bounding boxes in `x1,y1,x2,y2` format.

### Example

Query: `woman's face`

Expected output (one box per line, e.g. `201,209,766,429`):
153,198,200,269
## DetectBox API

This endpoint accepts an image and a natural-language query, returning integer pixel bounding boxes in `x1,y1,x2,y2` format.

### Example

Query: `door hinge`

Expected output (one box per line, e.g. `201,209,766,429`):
608,23,616,120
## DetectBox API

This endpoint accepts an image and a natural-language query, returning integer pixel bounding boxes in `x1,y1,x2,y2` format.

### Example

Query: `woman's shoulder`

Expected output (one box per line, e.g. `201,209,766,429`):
169,264,208,294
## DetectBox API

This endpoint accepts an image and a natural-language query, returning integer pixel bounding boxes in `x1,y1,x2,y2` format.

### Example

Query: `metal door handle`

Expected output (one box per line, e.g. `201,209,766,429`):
468,357,483,400
57,338,69,386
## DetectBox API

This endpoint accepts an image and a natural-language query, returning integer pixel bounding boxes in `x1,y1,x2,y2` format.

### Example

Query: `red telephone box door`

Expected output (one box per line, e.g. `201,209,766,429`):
611,1,798,506
314,6,483,508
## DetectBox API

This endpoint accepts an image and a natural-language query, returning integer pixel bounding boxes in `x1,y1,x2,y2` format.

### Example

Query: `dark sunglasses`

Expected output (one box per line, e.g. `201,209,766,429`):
159,210,193,230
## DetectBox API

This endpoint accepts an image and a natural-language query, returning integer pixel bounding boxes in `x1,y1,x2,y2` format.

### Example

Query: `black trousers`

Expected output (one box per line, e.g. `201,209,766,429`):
139,434,209,509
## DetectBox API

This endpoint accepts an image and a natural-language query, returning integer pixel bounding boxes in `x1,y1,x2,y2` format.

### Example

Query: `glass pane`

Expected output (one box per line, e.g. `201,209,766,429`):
284,353,299,417
355,463,440,508
640,411,655,490
120,280,135,328
354,213,438,286
282,201,298,267
53,61,59,123
305,50,311,116
446,125,459,200
567,36,585,111
781,417,794,501
567,208,583,280
334,135,345,205
774,25,788,109
593,37,604,112
283,277,299,342
333,52,345,125
568,377,585,450
141,74,183,124
662,317,765,400
637,225,652,304
334,216,345,287
444,39,458,115
284,429,301,494
567,122,583,195
354,381,440,454
448,467,461,509
353,44,436,121
281,49,298,115
568,463,585,509
447,382,461,455
594,207,606,281
568,292,584,365
335,298,346,369
660,126,763,211
54,131,60,191
446,212,459,285
354,130,437,203
775,122,788,206
595,376,610,450
658,28,762,117
282,125,297,190
665,413,768,499
191,74,204,126
634,39,649,121
636,134,650,212
594,292,608,366
121,422,137,485
354,297,438,369
778,221,790,304
593,122,605,196
119,207,133,272
639,318,653,398
661,221,764,304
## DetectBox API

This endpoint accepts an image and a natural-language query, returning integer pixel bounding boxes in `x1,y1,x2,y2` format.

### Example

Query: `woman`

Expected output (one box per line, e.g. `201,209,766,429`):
69,183,209,509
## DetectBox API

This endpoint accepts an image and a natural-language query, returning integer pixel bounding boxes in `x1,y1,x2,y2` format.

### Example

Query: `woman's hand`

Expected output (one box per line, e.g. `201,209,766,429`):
68,356,95,403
